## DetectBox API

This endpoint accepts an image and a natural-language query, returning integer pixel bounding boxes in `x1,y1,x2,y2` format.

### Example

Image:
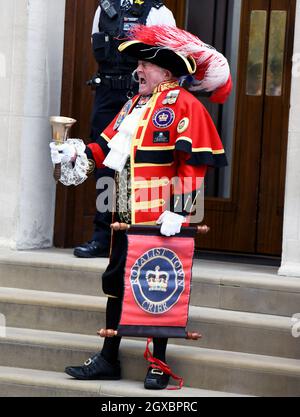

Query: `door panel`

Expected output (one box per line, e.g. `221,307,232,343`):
192,0,295,256
54,0,99,247
256,0,296,254
186,0,264,253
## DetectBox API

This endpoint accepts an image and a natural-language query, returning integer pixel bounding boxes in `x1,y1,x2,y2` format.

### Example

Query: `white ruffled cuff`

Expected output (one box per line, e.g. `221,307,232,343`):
59,139,89,186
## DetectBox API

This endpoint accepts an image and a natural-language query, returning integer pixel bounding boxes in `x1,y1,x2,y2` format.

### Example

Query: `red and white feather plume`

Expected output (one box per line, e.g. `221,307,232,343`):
129,25,232,104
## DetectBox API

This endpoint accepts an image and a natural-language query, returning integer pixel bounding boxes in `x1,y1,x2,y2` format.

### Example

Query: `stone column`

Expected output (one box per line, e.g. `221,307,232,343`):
0,0,65,249
279,1,300,277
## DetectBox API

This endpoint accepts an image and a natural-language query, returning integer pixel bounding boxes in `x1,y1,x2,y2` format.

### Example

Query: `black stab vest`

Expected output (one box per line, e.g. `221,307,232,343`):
92,0,162,74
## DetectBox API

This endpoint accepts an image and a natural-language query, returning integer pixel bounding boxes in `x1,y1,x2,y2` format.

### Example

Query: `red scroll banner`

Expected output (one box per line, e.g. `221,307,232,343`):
117,226,197,338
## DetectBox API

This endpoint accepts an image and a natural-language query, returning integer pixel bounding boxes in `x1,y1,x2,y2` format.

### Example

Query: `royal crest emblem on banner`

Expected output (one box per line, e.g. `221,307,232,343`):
117,228,196,338
130,248,185,315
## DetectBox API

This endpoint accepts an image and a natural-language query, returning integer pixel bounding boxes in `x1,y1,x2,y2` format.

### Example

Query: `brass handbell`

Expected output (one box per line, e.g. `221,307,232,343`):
49,116,77,182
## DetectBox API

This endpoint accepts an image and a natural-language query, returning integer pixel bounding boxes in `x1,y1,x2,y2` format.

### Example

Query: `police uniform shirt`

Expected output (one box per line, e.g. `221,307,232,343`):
92,0,176,35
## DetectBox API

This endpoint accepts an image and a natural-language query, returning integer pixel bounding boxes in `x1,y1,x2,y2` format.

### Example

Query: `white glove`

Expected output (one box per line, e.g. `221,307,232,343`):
49,142,76,164
156,211,186,237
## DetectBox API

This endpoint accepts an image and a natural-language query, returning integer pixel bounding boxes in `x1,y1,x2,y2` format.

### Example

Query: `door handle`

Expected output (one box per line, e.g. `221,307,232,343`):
246,10,267,96
265,11,287,97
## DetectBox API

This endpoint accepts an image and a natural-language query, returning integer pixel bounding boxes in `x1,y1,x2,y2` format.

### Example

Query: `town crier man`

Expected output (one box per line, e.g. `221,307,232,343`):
50,24,231,390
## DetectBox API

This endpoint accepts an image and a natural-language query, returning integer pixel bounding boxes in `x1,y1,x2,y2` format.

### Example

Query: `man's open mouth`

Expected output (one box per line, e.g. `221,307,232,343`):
139,77,147,85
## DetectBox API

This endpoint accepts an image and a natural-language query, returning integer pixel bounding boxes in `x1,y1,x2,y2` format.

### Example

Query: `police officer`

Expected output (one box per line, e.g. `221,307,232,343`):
73,0,176,258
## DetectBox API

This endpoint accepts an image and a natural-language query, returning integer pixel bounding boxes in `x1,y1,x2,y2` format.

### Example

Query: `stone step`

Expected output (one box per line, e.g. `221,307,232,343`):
0,328,299,396
0,286,106,334
0,248,106,298
0,366,234,397
0,287,298,359
1,248,300,316
184,306,298,359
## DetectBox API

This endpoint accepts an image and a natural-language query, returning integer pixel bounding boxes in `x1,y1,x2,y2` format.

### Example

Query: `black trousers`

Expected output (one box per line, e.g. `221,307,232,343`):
90,85,131,246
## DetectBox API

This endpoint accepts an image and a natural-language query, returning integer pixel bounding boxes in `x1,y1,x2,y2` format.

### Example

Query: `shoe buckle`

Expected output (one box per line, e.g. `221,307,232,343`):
84,358,92,366
151,368,164,376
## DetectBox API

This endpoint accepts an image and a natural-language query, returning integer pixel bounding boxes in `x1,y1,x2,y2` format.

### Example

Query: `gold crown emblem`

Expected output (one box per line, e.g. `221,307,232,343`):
146,266,169,292
158,113,169,122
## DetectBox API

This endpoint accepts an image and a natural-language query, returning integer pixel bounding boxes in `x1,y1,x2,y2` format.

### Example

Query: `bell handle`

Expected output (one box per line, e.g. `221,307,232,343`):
53,163,61,182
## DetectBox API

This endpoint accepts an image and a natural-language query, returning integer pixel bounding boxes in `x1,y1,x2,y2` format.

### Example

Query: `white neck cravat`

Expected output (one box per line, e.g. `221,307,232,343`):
103,104,147,172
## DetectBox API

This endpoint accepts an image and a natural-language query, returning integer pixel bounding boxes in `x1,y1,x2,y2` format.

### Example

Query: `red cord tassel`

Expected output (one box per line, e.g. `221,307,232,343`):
144,338,184,390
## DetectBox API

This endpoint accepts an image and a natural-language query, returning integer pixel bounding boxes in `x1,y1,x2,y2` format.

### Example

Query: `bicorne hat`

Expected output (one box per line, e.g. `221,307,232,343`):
119,40,197,78
118,25,232,104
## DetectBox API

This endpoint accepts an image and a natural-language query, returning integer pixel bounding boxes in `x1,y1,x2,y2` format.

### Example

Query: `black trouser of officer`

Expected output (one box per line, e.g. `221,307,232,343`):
88,83,131,252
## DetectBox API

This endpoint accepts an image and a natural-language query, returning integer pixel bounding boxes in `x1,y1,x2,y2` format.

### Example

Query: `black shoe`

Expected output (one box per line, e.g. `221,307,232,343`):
65,354,121,380
144,366,170,390
73,241,109,258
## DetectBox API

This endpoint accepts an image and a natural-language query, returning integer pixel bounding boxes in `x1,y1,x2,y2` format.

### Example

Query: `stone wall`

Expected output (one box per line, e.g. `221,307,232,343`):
279,0,300,277
0,0,65,249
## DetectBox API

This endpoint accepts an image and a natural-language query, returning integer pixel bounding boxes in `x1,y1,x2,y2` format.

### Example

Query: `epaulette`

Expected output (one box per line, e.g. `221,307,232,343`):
152,0,164,9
